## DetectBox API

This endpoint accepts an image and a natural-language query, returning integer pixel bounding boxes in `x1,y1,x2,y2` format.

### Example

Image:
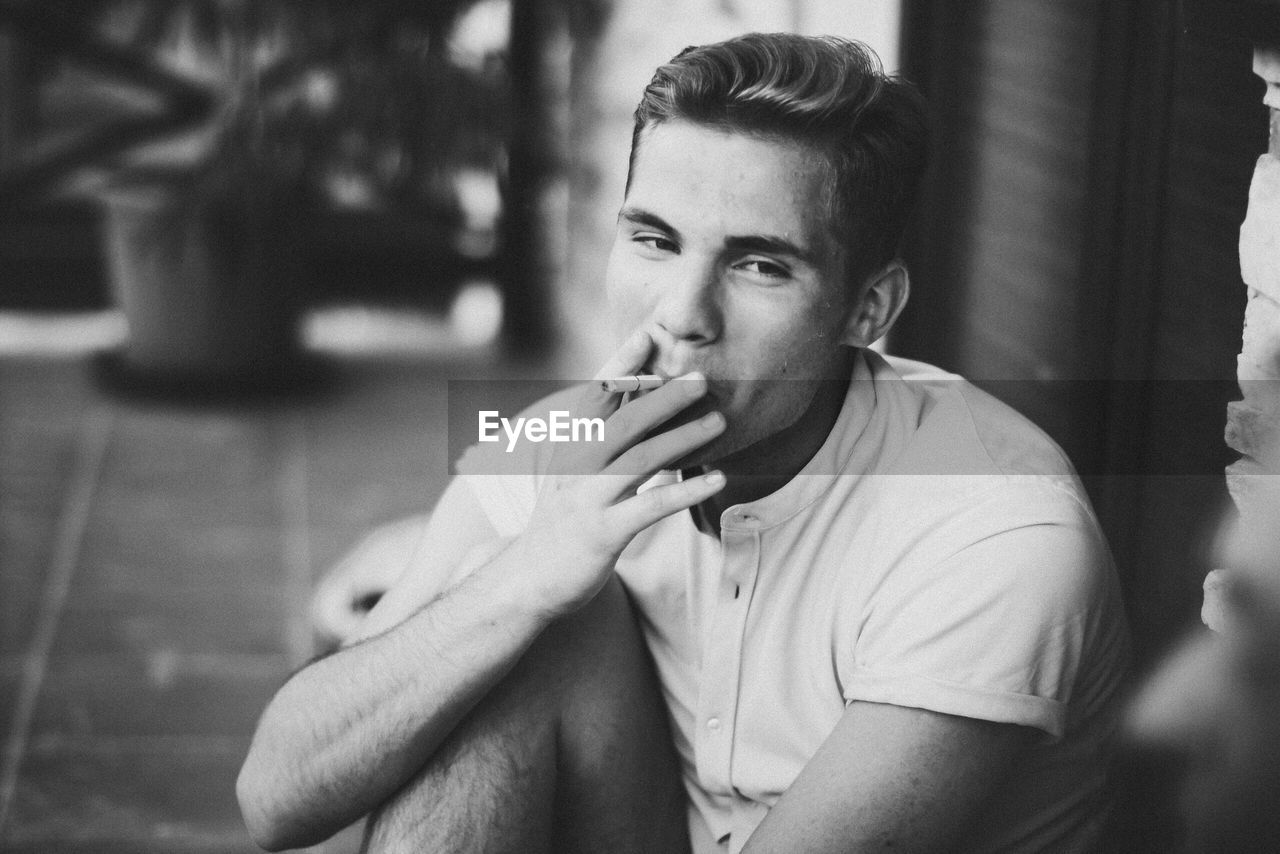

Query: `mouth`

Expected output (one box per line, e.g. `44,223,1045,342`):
640,355,726,414
642,361,674,381
655,379,720,432
646,357,708,382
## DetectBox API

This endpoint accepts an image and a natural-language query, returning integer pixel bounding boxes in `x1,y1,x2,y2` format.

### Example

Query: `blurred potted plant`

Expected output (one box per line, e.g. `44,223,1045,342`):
1,0,492,390
73,0,335,389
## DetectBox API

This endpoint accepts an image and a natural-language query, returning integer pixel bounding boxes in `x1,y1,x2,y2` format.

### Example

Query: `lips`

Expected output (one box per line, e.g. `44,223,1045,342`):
645,359,703,382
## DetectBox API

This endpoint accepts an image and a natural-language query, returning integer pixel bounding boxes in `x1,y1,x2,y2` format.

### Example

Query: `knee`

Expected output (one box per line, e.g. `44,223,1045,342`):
452,574,660,770
363,576,676,853
539,576,670,746
534,575,648,674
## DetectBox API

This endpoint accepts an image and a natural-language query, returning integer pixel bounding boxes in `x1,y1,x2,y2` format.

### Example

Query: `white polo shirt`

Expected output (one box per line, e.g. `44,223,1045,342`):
458,351,1130,854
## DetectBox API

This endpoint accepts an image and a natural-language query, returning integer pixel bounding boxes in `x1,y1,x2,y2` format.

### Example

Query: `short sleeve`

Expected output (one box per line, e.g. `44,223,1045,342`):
843,484,1115,739
454,440,539,538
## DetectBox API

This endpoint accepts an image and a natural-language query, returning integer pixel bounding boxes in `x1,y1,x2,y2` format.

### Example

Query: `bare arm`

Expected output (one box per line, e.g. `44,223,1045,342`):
237,482,541,849
236,331,727,850
741,702,1036,854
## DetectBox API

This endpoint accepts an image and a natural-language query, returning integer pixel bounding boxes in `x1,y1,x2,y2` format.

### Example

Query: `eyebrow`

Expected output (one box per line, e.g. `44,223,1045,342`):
724,234,812,262
618,207,682,242
618,206,813,262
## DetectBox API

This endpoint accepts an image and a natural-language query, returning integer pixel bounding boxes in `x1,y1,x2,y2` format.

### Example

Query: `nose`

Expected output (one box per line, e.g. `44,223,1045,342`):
653,258,722,345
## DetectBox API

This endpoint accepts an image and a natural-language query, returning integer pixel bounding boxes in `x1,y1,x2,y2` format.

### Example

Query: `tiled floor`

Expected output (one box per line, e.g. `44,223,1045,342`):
0,351,536,852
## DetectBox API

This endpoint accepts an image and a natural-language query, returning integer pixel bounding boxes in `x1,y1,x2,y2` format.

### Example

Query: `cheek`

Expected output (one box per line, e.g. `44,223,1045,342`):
607,265,666,325
604,251,645,329
744,313,841,365
735,326,847,384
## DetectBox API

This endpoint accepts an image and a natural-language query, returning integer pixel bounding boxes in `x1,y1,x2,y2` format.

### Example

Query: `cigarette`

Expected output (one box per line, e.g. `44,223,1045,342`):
600,374,666,393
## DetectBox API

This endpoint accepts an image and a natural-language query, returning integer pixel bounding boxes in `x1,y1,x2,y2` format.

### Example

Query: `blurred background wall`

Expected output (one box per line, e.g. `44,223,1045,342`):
893,6,1264,845
895,0,1261,675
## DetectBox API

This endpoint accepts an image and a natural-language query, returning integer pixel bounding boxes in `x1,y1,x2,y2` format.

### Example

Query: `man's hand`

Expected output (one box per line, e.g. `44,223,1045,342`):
351,328,728,641
511,329,727,617
238,330,725,849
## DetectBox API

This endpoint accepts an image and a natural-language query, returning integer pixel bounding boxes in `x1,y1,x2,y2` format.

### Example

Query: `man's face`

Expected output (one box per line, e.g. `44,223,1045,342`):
605,120,864,466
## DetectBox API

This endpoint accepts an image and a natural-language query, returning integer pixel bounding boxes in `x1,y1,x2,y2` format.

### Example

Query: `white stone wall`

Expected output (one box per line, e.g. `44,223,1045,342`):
1206,46,1280,631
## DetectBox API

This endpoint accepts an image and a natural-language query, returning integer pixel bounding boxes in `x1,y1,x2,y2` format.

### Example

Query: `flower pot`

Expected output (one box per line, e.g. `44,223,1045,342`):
99,182,305,392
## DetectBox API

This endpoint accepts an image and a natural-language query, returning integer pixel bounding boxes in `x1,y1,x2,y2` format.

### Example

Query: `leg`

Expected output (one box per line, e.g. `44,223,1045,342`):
361,575,690,854
552,579,691,854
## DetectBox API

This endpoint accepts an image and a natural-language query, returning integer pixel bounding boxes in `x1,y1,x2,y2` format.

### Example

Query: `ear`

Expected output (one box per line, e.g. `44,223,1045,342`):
841,262,910,348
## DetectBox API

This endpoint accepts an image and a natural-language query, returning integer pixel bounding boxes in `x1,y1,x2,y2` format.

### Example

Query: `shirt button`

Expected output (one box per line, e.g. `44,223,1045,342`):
707,717,722,731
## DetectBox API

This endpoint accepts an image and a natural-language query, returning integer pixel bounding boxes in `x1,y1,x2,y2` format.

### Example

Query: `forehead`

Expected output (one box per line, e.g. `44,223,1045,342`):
627,121,837,251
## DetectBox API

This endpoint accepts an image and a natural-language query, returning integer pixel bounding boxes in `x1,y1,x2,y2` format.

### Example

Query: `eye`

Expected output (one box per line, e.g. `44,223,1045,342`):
736,258,790,279
634,234,679,254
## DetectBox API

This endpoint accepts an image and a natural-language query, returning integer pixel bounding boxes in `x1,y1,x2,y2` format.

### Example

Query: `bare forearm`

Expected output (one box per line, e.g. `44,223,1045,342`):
740,704,1034,854
237,559,553,850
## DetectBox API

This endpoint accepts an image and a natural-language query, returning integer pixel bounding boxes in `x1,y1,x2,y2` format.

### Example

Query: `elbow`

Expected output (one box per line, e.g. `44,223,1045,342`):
236,753,318,852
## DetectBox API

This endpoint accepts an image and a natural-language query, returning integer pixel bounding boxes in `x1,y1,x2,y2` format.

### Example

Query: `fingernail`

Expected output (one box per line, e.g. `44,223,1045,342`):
679,371,706,388
700,411,723,429
704,470,725,486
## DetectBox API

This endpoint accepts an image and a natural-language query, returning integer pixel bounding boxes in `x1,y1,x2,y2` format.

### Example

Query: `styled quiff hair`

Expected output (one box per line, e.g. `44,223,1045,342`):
629,32,930,286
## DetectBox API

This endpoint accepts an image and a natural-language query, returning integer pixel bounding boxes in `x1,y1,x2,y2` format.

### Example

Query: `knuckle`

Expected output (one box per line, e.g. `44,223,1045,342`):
640,486,671,515
608,408,636,441
624,445,655,476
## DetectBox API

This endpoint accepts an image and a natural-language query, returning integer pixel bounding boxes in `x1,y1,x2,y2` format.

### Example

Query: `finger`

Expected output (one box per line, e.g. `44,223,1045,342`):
566,330,655,429
602,372,708,460
592,328,654,384
578,408,724,507
606,469,726,536
607,409,725,483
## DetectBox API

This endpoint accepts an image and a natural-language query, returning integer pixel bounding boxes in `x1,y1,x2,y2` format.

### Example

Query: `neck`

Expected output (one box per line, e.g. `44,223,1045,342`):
703,351,857,519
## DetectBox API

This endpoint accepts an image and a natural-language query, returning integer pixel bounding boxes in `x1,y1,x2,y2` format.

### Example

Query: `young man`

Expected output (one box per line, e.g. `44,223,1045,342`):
238,33,1129,853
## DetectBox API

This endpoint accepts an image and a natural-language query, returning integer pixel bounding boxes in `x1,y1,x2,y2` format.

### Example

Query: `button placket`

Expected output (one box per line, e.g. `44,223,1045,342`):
692,524,760,795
